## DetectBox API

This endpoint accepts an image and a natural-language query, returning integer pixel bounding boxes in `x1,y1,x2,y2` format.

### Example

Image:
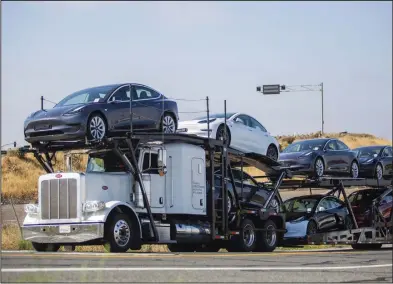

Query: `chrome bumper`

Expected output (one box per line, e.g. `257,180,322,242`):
22,223,104,244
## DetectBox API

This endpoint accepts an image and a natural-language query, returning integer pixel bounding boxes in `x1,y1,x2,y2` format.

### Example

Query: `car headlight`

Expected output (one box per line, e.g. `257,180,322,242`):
24,204,39,214
82,201,105,212
363,158,374,164
63,106,86,116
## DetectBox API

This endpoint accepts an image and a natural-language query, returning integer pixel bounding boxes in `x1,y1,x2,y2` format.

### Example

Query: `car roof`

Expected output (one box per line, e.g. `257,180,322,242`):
353,145,387,150
284,194,326,202
293,138,331,144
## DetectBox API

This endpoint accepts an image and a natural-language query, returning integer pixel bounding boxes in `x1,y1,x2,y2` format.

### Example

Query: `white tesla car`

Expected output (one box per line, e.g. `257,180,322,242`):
177,112,280,160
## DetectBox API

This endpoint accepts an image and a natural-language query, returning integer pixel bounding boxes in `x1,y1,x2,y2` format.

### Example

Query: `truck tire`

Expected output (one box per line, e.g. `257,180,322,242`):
104,213,133,253
167,243,198,252
255,219,278,252
31,242,60,252
226,218,257,252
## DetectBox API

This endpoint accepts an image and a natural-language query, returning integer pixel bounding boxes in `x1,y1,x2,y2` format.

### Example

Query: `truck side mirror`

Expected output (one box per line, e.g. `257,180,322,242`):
157,149,167,168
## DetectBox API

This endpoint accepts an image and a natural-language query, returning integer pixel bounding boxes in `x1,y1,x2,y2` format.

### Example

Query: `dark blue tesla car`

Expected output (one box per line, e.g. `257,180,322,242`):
278,138,359,178
24,83,179,146
353,145,393,180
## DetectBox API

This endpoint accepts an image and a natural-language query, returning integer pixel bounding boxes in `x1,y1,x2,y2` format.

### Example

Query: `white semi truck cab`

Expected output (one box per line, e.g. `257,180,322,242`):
22,135,287,253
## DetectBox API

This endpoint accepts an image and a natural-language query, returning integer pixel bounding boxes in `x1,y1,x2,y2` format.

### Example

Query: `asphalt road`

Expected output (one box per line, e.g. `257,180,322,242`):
1,247,392,283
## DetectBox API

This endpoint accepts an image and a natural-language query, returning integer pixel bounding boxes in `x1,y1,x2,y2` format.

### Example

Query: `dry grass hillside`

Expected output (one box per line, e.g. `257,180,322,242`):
1,132,391,203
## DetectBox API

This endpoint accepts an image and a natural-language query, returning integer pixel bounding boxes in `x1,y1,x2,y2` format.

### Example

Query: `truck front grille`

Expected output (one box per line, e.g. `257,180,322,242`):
40,178,78,219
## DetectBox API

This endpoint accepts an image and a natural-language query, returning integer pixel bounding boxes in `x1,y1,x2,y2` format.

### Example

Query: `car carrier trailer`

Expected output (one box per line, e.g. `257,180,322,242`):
20,129,292,253
277,177,392,250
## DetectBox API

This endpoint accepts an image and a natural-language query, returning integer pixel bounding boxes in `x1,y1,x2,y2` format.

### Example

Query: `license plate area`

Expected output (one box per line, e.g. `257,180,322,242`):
35,124,52,130
59,225,71,234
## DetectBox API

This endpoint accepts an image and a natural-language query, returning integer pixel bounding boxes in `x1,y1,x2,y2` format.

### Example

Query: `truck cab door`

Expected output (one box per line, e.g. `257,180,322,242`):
191,158,206,210
140,151,165,208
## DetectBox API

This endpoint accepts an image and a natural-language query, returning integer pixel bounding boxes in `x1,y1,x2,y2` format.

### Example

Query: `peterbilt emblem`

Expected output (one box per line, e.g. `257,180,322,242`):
55,174,62,178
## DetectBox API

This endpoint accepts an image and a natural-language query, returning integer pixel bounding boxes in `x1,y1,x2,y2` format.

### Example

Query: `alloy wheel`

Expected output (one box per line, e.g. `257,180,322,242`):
315,159,324,177
265,224,277,247
113,219,131,247
162,115,176,133
351,162,359,178
89,116,106,140
243,224,255,248
376,164,383,180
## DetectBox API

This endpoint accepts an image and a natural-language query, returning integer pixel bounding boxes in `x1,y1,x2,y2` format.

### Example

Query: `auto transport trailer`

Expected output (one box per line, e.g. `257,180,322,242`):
276,176,392,250
20,131,293,253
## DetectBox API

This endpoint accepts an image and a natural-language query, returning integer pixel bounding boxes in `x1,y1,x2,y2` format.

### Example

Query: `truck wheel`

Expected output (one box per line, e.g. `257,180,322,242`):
104,213,133,253
255,219,278,252
226,218,257,252
31,242,60,252
167,243,198,252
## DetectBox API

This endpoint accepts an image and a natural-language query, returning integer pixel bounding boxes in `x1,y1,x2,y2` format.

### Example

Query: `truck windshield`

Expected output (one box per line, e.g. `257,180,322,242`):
86,151,132,173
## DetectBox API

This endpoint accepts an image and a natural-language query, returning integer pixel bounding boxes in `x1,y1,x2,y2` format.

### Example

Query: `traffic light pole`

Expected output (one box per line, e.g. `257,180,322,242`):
256,83,324,135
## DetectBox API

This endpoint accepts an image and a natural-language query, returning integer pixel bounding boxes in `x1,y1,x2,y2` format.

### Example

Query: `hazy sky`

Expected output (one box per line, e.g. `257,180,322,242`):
1,1,392,147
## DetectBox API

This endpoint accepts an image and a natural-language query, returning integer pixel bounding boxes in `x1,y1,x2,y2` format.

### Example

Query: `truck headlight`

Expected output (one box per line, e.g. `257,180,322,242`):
24,204,39,214
83,201,105,212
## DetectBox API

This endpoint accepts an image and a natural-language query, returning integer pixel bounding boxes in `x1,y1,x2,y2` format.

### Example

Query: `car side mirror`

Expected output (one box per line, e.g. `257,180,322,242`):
318,206,325,212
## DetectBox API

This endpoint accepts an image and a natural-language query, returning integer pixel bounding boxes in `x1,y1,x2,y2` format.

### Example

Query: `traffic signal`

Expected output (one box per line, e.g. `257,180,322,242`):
13,141,16,147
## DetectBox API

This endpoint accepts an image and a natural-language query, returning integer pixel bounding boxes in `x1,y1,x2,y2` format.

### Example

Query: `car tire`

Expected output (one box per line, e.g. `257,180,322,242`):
31,242,61,252
161,113,177,134
350,160,359,178
375,163,383,180
87,113,107,141
266,145,278,161
313,157,324,178
226,218,257,252
255,219,278,252
306,220,318,235
216,125,231,146
104,213,133,253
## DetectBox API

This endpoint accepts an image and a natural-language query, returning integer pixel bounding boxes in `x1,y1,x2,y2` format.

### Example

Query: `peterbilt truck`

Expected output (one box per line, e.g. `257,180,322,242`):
21,135,287,253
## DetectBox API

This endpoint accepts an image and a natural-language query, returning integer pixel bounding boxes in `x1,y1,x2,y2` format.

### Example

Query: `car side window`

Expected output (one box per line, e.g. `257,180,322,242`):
234,115,252,127
317,198,331,211
327,197,343,209
336,140,349,150
325,140,338,151
134,86,160,100
250,117,267,132
109,86,131,102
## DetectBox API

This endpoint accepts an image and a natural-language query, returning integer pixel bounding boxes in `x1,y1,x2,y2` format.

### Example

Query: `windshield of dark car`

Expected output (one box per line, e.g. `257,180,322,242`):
283,198,318,213
355,147,382,158
55,85,118,107
193,112,236,120
282,140,326,153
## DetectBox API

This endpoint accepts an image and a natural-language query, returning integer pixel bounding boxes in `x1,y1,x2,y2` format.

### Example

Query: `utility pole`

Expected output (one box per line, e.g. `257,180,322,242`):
256,83,325,135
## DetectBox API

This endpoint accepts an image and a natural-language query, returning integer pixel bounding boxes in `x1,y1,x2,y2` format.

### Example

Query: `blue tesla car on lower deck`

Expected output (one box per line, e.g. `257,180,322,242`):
24,83,179,146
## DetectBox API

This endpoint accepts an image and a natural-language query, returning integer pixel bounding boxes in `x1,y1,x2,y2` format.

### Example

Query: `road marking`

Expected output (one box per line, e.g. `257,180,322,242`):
1,250,372,259
2,264,392,273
